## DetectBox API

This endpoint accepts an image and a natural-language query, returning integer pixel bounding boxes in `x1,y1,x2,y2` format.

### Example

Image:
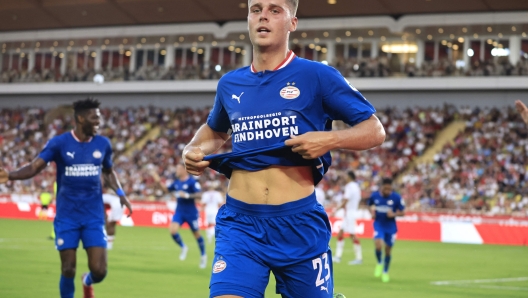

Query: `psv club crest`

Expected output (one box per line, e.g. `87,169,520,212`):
280,82,300,100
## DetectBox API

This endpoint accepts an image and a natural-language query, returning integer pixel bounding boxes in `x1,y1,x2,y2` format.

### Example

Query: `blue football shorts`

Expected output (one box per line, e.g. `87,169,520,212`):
373,222,397,247
54,218,107,250
172,208,200,232
210,192,334,298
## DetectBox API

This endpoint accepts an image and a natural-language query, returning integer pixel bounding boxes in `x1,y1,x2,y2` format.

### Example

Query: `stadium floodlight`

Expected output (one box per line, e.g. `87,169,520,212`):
467,49,474,57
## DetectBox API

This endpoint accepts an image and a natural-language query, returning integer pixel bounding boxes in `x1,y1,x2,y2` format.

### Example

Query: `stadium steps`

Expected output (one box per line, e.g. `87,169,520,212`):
396,120,466,181
121,125,161,157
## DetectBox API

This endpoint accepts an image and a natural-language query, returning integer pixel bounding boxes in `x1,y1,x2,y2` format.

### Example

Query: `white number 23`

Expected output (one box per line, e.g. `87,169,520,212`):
312,253,330,287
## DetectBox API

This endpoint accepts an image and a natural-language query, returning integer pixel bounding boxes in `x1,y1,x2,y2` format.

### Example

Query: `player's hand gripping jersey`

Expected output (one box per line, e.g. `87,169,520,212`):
205,52,375,184
39,131,113,222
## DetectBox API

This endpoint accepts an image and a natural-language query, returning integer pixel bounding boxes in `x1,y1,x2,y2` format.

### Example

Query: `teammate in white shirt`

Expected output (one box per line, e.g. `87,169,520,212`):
102,191,124,250
201,181,224,243
315,183,327,207
333,171,363,265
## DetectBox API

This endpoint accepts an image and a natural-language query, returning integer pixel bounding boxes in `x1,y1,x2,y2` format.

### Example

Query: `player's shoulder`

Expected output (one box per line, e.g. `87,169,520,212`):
392,191,403,200
93,135,112,145
44,131,71,147
371,191,382,199
293,57,341,75
218,66,251,86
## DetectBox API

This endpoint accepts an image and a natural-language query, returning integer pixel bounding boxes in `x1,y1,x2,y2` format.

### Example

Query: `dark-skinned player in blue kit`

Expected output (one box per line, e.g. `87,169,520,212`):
0,98,133,298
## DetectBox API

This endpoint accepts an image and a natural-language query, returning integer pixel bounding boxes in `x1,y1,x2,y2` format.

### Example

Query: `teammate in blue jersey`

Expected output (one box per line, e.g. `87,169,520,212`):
153,164,206,268
368,178,405,283
183,0,386,297
0,99,133,298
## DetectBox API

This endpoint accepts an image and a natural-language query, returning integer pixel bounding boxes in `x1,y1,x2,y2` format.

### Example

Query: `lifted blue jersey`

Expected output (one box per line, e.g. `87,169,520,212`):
168,176,201,212
38,131,113,222
206,51,375,184
368,191,405,233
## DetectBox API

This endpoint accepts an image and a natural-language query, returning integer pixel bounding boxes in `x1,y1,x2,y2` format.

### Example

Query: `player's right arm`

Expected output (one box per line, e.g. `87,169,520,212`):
183,124,230,176
0,137,59,184
0,157,47,183
184,90,231,176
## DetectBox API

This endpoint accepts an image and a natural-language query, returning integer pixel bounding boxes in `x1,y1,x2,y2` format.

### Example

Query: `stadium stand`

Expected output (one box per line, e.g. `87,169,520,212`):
2,104,526,216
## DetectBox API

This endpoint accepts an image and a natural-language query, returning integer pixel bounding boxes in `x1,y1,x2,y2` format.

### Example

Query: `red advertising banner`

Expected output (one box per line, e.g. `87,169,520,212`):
1,201,527,246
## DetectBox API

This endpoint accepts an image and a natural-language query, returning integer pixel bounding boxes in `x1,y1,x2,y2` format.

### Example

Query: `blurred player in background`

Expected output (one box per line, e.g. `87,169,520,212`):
315,183,327,207
201,181,224,243
153,164,207,269
333,171,363,265
183,0,384,296
368,178,405,283
102,190,124,250
39,185,53,220
0,98,133,298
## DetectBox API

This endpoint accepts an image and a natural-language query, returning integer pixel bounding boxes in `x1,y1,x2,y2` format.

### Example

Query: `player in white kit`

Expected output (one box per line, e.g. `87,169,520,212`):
102,192,124,250
333,171,363,265
201,181,224,243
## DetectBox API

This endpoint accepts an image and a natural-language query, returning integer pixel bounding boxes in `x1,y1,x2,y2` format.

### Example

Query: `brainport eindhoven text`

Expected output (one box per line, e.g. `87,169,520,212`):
232,113,299,143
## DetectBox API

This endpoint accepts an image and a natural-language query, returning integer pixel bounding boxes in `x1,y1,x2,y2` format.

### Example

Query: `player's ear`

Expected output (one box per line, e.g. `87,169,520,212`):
289,17,298,32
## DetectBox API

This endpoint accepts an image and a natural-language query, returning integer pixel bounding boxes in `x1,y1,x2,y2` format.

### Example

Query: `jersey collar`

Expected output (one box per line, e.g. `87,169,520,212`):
250,50,296,73
71,130,93,143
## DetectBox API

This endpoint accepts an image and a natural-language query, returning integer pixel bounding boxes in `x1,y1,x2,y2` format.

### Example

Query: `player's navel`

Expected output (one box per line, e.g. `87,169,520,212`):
263,187,269,204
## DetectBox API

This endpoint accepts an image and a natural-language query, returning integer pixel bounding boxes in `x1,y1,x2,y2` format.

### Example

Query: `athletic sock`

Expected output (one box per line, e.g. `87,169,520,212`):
353,243,362,261
336,240,344,258
107,235,115,250
59,275,74,298
172,233,184,248
384,255,392,273
206,227,215,241
375,249,382,264
197,236,205,256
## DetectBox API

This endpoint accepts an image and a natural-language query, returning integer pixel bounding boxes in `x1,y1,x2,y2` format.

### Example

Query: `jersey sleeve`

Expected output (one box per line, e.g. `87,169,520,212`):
206,92,231,133
367,196,375,206
192,181,202,193
396,194,405,211
167,183,177,192
319,66,376,126
38,137,60,163
102,137,113,169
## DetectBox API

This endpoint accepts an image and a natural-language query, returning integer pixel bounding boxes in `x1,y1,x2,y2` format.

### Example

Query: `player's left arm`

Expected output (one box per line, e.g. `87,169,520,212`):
387,195,405,218
102,167,132,217
286,116,385,159
285,67,385,159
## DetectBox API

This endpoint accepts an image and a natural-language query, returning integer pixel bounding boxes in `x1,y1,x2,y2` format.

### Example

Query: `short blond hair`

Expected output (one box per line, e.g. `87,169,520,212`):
248,0,298,16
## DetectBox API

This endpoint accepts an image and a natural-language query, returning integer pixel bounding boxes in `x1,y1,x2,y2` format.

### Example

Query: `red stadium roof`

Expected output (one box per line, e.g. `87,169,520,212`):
0,0,527,32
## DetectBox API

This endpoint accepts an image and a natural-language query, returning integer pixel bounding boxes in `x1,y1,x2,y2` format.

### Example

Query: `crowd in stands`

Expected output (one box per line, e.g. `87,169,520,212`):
399,106,528,216
2,56,528,83
0,63,240,83
1,104,527,216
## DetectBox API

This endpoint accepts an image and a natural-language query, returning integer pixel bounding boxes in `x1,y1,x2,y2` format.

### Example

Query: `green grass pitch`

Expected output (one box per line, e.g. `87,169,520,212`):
0,218,527,297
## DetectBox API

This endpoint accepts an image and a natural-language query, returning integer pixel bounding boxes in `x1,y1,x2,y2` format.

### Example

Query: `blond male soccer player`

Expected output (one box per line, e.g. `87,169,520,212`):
183,1,385,297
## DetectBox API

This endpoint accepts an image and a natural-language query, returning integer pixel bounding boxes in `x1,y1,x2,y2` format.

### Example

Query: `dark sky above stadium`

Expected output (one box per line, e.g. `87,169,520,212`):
0,0,527,32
